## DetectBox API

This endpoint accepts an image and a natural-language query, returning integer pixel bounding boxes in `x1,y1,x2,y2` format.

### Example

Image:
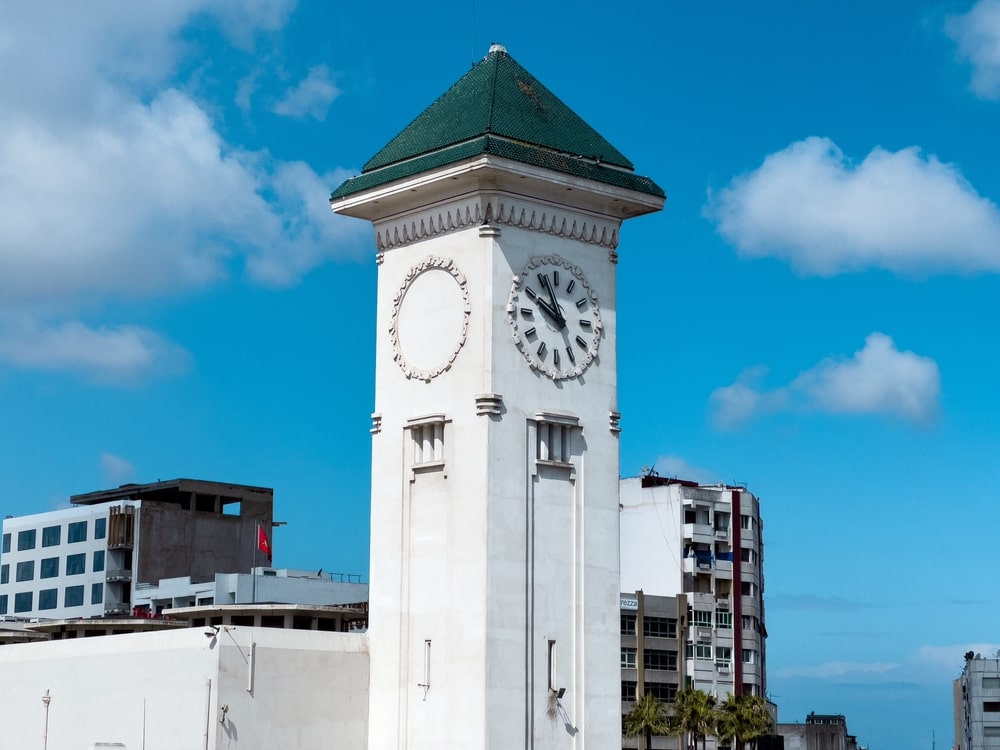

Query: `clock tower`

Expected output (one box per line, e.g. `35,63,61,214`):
331,44,663,750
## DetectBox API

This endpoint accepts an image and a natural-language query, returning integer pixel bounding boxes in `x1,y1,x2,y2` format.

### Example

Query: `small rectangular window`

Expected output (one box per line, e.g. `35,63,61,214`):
93,550,105,572
984,726,1000,738
621,614,636,636
91,583,104,605
743,649,758,664
408,415,446,467
716,647,732,666
0,594,7,615
0,564,7,584
67,521,88,543
1,533,9,553
42,525,61,547
17,529,36,551
985,702,1000,713
740,515,751,530
646,682,677,703
621,680,637,702
985,677,1000,689
644,649,678,671
16,560,34,582
40,557,59,579
695,641,712,660
14,591,33,612
38,588,58,610
691,609,712,628
716,610,733,629
94,518,107,540
66,553,86,576
643,616,677,638
621,647,637,669
64,585,85,607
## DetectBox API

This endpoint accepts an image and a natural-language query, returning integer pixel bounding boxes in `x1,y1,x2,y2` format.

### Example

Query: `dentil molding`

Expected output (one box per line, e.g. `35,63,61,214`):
374,196,621,252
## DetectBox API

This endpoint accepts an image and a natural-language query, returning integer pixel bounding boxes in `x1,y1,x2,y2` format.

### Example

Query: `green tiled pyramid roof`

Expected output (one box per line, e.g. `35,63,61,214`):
331,44,664,201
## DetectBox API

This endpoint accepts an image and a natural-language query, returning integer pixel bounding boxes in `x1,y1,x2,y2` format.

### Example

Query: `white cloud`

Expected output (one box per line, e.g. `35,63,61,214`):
946,0,1000,99
272,65,341,120
771,661,900,679
0,2,365,378
100,453,136,484
707,137,1000,275
711,333,940,428
0,320,190,383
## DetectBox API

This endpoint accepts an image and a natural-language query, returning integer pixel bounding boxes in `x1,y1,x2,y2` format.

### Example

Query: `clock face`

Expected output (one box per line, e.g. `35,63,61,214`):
508,255,602,380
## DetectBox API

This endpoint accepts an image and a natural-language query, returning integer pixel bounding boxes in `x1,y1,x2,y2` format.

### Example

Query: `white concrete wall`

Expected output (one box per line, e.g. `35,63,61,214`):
0,626,368,750
619,478,685,597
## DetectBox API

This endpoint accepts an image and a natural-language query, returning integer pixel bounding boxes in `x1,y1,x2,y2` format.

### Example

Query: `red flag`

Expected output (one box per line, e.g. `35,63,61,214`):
257,524,272,562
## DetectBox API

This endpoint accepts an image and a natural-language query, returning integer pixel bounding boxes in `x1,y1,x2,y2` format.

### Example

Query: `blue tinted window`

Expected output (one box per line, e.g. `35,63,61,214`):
66,553,86,576
94,518,107,540
40,557,59,579
67,521,87,543
93,550,105,572
14,591,32,612
38,589,58,610
42,525,61,547
64,585,84,607
17,529,36,551
0,564,7,584
0,594,6,614
2,533,9,553
91,583,103,605
15,560,34,582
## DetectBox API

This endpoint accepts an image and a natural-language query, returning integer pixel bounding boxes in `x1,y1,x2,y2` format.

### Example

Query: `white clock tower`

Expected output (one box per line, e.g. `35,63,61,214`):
331,44,663,750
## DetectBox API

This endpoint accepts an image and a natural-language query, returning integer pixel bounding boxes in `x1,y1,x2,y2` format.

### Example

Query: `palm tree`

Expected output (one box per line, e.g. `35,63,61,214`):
669,688,717,750
624,692,671,750
714,693,773,750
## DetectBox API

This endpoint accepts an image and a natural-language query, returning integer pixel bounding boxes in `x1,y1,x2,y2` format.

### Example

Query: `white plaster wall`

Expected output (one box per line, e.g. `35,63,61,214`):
0,627,368,750
619,479,685,598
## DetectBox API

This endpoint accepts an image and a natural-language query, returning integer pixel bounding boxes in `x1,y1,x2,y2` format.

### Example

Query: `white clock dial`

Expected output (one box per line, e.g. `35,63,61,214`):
508,255,602,380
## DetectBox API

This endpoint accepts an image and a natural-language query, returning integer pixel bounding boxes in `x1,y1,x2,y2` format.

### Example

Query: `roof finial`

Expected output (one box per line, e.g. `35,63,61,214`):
488,43,507,56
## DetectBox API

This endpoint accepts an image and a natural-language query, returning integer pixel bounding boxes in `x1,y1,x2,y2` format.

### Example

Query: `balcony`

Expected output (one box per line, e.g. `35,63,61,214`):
104,604,130,616
106,569,132,583
683,523,714,545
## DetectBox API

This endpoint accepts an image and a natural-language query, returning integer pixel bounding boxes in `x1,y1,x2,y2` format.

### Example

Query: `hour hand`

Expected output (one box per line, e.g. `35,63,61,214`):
540,274,563,318
536,298,566,329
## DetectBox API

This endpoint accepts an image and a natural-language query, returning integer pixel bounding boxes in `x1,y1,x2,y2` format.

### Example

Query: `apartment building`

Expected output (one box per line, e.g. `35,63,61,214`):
954,653,1000,750
0,478,272,619
620,475,767,700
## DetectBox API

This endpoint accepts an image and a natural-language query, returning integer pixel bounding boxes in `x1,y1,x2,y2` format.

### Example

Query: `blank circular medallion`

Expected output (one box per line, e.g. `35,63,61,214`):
390,257,470,381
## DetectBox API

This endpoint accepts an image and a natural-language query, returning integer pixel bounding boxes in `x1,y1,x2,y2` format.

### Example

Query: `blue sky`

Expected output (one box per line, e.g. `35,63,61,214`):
2,1,999,747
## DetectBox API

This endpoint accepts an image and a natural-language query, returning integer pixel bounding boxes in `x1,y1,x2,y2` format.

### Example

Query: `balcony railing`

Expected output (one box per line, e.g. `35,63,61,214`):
106,569,132,582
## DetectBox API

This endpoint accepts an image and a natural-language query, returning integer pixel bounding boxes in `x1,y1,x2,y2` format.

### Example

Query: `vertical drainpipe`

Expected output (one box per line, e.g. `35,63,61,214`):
731,490,743,695
204,679,212,750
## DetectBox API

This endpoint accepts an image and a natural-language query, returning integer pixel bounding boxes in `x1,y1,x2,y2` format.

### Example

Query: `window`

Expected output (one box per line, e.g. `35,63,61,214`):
691,609,712,628
91,583,103,605
16,560,34,582
42,525,61,547
740,515,752,530
621,614,637,636
68,521,87,543
743,649,758,665
14,591,32,612
643,616,677,638
17,529,36,551
536,420,574,463
644,649,678,671
621,680,637,702
92,550,105,572
0,564,7,584
985,702,1000,712
742,615,753,631
716,647,732,666
646,682,678,702
64,585,85,607
66,553,86,576
38,588,58,610
741,581,757,597
714,513,730,532
984,726,1000,738
0,594,6,614
695,641,712,660
716,610,733,629
40,557,59,579
985,677,1000,689
621,647,637,669
94,517,107,540
2,532,10,553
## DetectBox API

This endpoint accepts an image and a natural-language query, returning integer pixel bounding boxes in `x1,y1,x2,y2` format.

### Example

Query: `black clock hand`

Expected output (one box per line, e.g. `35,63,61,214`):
540,274,564,319
536,297,566,329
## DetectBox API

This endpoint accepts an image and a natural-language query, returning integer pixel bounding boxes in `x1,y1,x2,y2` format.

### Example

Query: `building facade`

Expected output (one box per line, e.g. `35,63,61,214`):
332,43,663,750
620,475,767,701
0,478,273,620
777,713,861,750
954,654,1000,750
